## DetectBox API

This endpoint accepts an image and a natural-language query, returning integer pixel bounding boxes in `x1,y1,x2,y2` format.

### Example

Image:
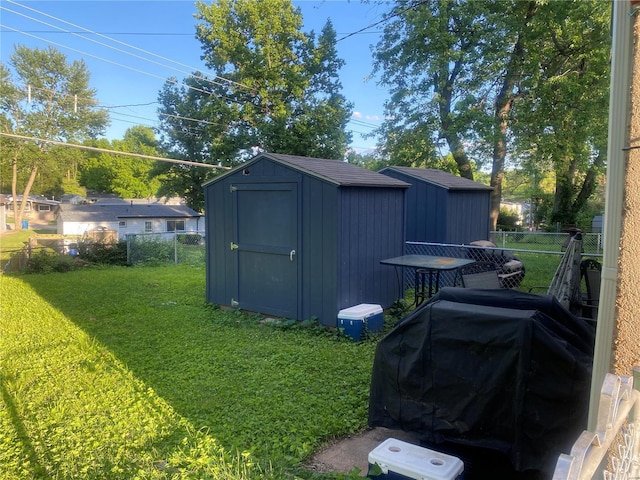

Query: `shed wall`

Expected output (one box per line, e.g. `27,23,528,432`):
337,187,405,310
381,169,490,244
299,177,339,323
444,191,491,243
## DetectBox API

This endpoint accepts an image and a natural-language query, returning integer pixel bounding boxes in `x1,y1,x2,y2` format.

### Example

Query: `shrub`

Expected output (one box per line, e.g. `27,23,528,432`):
25,249,75,274
77,239,127,265
177,233,202,245
128,237,179,265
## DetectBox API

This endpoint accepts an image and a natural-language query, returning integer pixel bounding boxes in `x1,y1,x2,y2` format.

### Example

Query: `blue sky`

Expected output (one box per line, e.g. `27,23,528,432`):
1,0,392,153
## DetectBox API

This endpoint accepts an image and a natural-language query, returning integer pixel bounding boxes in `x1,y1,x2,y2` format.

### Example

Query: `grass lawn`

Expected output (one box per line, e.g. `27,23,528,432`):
0,264,378,479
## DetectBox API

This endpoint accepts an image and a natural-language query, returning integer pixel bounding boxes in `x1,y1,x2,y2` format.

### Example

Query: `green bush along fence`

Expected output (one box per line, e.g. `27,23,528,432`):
1,231,206,273
125,231,205,266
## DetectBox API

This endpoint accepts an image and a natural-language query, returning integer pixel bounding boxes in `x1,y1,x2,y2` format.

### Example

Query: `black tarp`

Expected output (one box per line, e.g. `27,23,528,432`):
368,287,594,475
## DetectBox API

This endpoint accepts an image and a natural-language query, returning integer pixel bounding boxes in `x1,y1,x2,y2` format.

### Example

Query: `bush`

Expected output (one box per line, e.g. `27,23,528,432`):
128,237,179,265
177,233,202,245
77,240,127,265
25,249,75,274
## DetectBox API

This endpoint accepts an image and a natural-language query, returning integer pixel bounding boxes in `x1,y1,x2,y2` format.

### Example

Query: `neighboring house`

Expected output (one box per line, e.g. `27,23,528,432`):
57,203,203,239
60,194,86,205
4,194,61,223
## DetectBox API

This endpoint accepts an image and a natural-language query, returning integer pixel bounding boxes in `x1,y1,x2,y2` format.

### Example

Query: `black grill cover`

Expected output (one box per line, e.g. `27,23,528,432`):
368,287,594,475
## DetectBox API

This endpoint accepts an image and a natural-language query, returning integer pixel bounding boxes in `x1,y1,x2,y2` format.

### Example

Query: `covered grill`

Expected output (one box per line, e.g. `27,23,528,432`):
368,287,594,476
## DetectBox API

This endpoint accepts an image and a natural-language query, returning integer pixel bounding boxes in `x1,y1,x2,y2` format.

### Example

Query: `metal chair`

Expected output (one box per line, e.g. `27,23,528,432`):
458,261,502,289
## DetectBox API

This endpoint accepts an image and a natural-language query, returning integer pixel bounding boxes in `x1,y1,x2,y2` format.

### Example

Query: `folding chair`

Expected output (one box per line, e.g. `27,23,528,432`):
580,259,601,320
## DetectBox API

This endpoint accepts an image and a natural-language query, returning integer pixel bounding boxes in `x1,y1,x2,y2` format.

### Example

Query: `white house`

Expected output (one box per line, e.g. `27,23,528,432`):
57,203,203,239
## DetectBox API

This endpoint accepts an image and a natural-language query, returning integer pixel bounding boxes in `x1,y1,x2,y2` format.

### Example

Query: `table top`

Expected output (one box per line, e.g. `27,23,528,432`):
380,255,476,270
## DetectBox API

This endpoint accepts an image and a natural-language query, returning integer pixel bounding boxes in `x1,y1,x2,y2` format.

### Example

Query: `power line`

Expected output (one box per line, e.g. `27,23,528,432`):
4,0,252,92
336,0,430,43
3,31,194,36
2,2,382,147
1,23,245,111
0,132,230,170
98,102,158,109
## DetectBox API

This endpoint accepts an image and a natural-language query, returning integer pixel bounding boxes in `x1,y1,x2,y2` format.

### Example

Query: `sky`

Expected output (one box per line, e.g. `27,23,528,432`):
0,0,393,154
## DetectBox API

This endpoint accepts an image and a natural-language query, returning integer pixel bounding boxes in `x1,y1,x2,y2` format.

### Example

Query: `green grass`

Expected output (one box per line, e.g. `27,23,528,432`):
0,265,377,479
0,237,588,479
0,229,32,250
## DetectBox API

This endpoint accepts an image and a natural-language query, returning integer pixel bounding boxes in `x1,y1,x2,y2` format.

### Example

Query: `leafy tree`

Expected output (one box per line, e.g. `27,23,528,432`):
371,0,610,230
77,138,114,193
510,1,610,227
80,126,163,198
0,46,108,228
154,0,352,210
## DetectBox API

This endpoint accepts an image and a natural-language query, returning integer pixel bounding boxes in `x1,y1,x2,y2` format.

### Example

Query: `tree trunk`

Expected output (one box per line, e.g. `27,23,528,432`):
488,1,536,231
11,151,20,230
15,164,38,231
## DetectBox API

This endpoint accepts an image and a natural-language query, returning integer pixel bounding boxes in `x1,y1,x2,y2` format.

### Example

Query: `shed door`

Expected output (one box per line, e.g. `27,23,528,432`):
231,182,299,318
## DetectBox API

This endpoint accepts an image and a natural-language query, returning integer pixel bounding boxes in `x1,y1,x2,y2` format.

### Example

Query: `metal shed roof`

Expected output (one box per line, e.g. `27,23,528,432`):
380,166,493,191
205,152,410,188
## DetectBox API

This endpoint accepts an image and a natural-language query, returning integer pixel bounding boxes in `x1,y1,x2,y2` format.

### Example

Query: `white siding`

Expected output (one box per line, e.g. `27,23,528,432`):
59,221,119,236
59,217,202,239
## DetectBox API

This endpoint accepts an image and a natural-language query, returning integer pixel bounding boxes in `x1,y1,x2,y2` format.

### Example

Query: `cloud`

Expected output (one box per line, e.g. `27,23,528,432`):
352,112,381,122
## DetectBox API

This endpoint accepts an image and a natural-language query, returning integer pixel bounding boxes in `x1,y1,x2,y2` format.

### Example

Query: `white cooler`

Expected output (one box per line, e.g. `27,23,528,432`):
337,303,383,341
367,438,464,480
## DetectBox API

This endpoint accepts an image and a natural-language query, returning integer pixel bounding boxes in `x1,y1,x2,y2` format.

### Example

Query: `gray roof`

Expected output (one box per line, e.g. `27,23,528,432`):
379,166,493,191
58,204,201,223
205,153,410,188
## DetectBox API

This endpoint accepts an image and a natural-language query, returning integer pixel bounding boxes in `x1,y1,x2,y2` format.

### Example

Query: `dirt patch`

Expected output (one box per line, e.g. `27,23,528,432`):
306,427,421,477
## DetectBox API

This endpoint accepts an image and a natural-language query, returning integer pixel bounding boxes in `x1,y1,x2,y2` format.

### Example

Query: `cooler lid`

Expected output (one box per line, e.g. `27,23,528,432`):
337,303,383,320
367,438,464,480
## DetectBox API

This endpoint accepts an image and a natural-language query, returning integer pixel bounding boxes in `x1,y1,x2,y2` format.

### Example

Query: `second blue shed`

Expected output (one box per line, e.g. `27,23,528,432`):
204,153,409,327
378,166,493,244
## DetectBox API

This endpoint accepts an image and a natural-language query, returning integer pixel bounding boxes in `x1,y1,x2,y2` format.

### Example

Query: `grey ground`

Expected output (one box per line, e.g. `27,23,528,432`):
306,427,421,476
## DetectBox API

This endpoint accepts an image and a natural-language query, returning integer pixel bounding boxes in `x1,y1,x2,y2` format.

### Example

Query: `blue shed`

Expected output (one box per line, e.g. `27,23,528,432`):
203,153,409,327
378,166,493,244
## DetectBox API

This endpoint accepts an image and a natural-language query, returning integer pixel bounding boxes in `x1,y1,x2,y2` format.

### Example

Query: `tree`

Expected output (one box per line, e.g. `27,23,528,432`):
371,0,610,230
154,0,352,210
0,46,108,229
80,126,163,198
510,1,610,228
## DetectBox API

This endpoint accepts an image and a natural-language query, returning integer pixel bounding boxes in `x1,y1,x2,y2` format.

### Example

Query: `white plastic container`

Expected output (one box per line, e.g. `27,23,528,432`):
367,438,464,480
337,303,383,341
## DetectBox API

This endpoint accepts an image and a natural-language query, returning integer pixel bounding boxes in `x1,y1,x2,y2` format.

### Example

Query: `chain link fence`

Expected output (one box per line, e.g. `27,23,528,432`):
125,231,205,266
491,231,603,255
404,235,603,294
1,231,206,273
405,241,529,290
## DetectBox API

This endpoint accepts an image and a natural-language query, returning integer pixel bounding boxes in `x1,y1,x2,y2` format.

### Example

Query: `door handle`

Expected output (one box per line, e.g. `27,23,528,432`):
290,250,296,261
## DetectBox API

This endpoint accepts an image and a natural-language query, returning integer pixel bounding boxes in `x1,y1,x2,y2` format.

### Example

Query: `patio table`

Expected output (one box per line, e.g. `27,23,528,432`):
381,254,476,305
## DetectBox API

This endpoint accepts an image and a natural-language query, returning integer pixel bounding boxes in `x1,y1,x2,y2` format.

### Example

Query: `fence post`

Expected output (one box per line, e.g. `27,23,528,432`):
126,235,131,265
174,233,178,264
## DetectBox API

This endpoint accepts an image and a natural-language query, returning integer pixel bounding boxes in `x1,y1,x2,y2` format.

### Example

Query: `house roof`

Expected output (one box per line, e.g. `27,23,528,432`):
7,194,61,206
379,166,493,191
58,204,201,223
205,152,410,188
